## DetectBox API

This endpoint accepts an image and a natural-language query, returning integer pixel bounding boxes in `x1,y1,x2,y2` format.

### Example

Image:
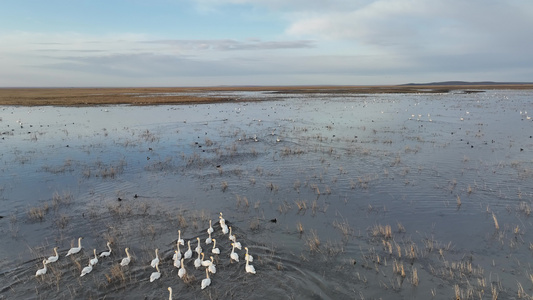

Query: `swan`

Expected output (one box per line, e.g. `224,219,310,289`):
173,253,181,268
201,253,211,267
194,251,202,268
99,242,112,257
173,247,182,262
233,238,242,250
219,212,225,226
245,254,256,274
120,248,131,266
80,262,93,277
150,249,160,268
207,220,214,235
45,247,59,264
35,259,47,277
221,222,229,235
229,226,236,242
201,267,211,290
205,231,212,245
150,263,161,282
177,230,184,246
195,237,202,255
211,239,220,254
178,258,186,278
168,287,173,300
66,237,83,256
208,256,216,274
184,241,192,259
245,247,254,263
230,243,239,262
89,249,98,266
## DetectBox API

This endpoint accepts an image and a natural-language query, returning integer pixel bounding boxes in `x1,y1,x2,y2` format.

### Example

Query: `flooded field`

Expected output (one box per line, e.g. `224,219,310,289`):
1,89,533,299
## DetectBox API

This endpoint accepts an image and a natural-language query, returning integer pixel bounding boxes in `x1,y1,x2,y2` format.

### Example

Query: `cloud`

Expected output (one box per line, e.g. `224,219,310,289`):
144,39,315,51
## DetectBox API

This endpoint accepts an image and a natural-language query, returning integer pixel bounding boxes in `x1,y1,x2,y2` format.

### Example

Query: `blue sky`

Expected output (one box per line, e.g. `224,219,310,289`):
1,0,532,87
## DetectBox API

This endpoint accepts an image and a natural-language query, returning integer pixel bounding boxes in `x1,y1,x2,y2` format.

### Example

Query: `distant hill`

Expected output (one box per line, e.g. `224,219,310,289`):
401,81,533,86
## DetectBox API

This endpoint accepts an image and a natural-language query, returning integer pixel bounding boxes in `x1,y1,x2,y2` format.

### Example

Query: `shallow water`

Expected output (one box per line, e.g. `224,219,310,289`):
1,90,533,299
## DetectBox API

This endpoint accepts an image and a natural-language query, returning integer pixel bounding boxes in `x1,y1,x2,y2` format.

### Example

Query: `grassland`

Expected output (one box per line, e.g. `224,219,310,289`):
1,84,533,106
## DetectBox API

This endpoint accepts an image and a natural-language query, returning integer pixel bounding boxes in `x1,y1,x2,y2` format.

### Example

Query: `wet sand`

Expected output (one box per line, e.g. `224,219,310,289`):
1,84,533,106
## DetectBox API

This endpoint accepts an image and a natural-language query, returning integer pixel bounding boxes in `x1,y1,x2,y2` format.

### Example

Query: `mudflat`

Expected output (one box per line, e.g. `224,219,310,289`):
1,84,533,106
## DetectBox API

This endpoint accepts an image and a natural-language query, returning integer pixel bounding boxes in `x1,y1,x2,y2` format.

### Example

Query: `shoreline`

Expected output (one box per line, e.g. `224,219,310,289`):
1,84,533,106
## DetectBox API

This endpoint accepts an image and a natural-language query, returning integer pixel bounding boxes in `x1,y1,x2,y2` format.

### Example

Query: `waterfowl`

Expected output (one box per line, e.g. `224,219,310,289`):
150,249,160,268
230,243,239,262
45,247,59,264
178,258,186,278
120,248,131,266
99,242,112,258
80,262,93,277
194,251,202,269
245,247,254,263
207,220,214,235
177,230,184,246
233,238,242,250
168,287,173,300
173,247,182,262
195,237,202,255
89,249,98,266
173,254,181,268
245,248,256,274
66,237,83,256
201,267,211,290
205,231,212,245
229,226,236,242
219,212,225,226
184,241,192,259
35,259,47,277
208,256,216,274
221,222,229,235
201,253,211,267
150,263,161,282
211,239,220,254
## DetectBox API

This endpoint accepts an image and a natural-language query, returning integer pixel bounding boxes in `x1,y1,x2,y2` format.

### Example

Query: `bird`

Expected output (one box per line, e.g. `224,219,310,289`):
230,243,239,262
201,253,211,267
184,241,192,259
219,212,225,227
44,247,59,264
178,258,186,279
195,237,202,255
221,222,229,235
194,251,202,269
233,238,242,250
89,249,98,266
245,248,256,274
66,237,83,256
173,254,181,268
173,247,182,262
168,287,173,300
211,239,220,255
245,247,254,263
80,262,93,277
99,242,112,258
150,249,160,268
208,256,216,274
120,248,131,266
177,230,184,246
201,267,211,290
35,259,47,277
207,220,214,235
150,263,161,282
229,226,236,242
205,231,212,245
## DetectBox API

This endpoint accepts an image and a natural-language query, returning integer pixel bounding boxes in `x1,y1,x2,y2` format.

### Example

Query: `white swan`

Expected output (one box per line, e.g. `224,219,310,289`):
245,246,254,263
195,237,202,255
219,212,225,227
221,222,229,235
194,251,202,269
35,259,47,277
173,254,181,268
207,219,214,235
184,241,192,259
211,239,220,255
177,230,184,246
89,249,98,266
208,256,216,274
201,253,211,267
45,247,59,264
173,241,181,261
245,252,256,274
80,262,93,277
230,243,239,262
66,237,83,256
150,263,161,282
178,258,186,278
229,226,236,242
150,249,160,268
205,231,212,245
233,237,242,250
120,248,131,266
168,287,173,300
99,242,112,258
201,267,211,290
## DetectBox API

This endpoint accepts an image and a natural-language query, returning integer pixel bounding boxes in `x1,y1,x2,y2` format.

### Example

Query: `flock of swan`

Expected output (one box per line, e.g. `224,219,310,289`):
35,212,256,296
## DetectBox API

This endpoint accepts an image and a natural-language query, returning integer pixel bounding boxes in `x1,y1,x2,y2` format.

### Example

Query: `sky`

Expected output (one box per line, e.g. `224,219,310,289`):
1,0,533,87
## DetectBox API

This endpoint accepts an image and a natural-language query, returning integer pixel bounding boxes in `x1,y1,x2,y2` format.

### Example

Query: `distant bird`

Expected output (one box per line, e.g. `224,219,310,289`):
44,247,59,264
80,262,93,277
207,220,214,235
219,212,225,227
89,249,98,266
184,241,192,259
229,226,236,242
150,263,161,282
230,243,239,262
168,287,173,300
233,237,242,250
173,244,182,262
35,259,47,277
177,230,184,246
150,249,160,268
201,253,211,267
178,258,186,279
120,248,131,266
66,237,83,256
194,251,202,269
195,237,202,255
99,242,112,258
221,222,229,235
208,256,216,274
201,268,211,290
211,239,220,255
205,231,212,245
245,247,254,263
245,248,256,274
